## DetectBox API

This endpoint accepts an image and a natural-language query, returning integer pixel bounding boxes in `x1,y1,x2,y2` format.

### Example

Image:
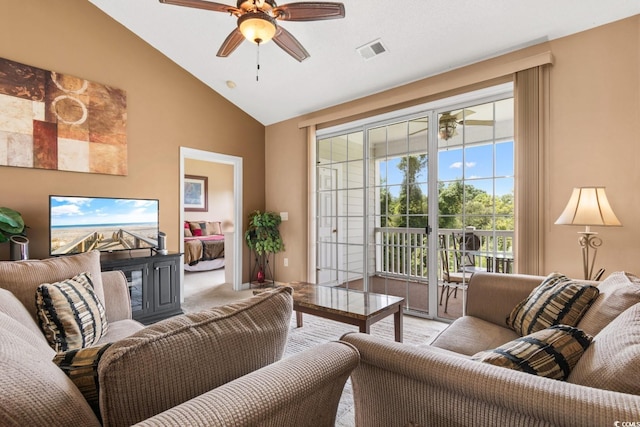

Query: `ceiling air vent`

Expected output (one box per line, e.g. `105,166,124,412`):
357,39,387,60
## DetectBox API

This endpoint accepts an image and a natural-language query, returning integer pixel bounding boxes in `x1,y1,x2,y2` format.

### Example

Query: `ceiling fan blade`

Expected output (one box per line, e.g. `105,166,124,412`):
273,26,310,62
273,2,345,21
159,0,241,15
444,109,475,121
460,119,495,126
216,28,245,57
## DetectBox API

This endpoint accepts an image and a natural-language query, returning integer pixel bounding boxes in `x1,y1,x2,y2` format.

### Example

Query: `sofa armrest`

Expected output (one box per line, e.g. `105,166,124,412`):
341,332,640,427
100,270,132,322
466,272,544,325
133,341,359,427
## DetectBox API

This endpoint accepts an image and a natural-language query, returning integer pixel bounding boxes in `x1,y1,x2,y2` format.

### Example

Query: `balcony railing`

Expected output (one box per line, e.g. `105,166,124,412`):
374,227,514,281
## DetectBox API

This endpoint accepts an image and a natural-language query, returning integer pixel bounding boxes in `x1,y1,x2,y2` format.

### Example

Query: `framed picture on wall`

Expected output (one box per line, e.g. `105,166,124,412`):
184,175,208,212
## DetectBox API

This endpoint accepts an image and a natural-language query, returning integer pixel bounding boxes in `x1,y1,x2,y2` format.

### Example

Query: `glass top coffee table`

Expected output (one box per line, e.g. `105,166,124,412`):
287,282,405,342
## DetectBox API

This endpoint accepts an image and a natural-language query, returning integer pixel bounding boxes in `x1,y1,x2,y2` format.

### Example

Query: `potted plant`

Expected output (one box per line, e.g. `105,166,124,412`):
0,207,25,243
0,207,28,260
244,210,284,284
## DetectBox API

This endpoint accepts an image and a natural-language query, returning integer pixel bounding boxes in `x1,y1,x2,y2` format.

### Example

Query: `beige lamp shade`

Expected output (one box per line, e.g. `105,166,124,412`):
555,187,621,227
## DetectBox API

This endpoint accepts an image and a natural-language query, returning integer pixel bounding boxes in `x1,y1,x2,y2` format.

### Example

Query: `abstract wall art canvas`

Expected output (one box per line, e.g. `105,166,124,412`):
0,57,127,175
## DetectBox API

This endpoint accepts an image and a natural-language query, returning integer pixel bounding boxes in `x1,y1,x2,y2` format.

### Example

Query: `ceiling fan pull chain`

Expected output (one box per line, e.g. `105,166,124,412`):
256,42,261,82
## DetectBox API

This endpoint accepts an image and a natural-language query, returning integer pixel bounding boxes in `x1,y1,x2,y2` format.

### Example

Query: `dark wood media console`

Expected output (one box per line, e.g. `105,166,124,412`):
100,251,182,324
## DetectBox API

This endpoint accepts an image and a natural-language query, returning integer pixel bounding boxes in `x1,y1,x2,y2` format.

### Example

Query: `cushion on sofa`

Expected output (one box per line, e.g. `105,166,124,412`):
0,312,101,427
53,343,113,419
98,286,294,427
429,316,520,356
0,251,105,323
0,287,51,349
36,272,108,352
568,302,640,394
506,272,599,336
98,318,145,344
0,302,56,358
577,271,640,336
471,324,592,381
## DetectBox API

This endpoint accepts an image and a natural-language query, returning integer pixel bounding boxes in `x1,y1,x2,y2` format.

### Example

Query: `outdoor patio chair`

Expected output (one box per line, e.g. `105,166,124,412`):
439,235,472,314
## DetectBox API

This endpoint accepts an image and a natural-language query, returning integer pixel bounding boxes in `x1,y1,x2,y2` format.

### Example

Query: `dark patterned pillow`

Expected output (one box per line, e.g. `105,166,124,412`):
53,343,113,419
36,272,108,352
506,272,599,336
471,325,592,380
189,221,208,236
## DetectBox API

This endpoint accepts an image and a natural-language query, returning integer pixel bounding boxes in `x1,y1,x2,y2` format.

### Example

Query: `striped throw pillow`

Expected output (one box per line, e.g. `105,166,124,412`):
506,272,599,336
472,325,593,380
36,272,108,352
54,343,113,419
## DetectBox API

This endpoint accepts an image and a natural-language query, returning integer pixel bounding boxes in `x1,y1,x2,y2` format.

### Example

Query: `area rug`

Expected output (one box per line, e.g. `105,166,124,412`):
283,313,446,427
284,312,442,356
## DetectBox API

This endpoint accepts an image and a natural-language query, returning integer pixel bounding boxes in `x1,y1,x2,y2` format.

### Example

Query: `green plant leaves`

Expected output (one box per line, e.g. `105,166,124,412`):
0,207,25,243
244,210,284,255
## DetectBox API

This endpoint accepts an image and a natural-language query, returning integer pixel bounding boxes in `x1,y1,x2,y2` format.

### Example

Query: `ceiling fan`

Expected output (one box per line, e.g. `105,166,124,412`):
438,109,494,140
159,0,346,62
409,109,495,140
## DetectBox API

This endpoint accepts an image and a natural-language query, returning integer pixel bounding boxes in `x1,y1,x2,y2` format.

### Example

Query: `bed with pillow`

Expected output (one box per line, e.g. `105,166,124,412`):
184,221,225,271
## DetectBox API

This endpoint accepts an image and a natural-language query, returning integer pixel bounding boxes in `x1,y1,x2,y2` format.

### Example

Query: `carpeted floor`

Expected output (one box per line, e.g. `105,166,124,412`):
182,270,448,426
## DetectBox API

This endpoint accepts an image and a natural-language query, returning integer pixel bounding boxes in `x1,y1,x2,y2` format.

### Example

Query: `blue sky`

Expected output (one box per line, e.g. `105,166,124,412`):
381,141,514,197
50,196,158,226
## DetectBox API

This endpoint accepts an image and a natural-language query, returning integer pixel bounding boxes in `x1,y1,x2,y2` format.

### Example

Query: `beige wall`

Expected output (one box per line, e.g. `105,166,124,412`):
0,0,265,277
266,15,640,282
265,120,309,280
184,159,234,232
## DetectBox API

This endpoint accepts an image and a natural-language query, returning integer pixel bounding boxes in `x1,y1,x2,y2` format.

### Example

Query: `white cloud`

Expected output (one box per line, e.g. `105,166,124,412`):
51,204,84,216
450,161,477,169
52,196,92,206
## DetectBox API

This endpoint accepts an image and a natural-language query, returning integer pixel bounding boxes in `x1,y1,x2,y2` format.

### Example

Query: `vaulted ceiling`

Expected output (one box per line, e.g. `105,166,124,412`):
89,0,640,125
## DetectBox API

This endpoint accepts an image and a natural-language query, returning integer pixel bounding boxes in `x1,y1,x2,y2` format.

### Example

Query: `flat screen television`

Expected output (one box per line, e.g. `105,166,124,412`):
49,195,159,256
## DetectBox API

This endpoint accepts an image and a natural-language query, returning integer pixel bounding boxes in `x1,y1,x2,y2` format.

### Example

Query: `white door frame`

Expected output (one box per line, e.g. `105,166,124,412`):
179,147,244,292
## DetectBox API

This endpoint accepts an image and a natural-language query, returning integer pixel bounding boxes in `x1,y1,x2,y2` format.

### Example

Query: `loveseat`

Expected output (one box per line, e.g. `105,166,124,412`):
342,271,640,426
0,251,359,426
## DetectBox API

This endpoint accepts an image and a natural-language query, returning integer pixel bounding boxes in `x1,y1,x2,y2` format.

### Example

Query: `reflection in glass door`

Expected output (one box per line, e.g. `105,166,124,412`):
317,167,338,284
316,131,365,287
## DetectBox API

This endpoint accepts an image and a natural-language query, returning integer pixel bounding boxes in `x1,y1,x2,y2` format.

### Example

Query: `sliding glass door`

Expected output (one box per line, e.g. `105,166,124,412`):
315,86,514,320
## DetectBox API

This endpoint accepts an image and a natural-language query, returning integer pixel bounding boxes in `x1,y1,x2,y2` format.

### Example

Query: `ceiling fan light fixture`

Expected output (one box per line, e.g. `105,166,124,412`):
238,12,276,44
439,119,457,140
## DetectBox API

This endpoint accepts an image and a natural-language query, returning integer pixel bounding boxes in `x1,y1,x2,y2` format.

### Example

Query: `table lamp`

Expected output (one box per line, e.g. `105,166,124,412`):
554,187,621,280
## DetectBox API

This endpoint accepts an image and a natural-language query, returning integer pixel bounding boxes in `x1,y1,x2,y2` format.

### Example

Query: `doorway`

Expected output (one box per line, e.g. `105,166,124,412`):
179,147,243,299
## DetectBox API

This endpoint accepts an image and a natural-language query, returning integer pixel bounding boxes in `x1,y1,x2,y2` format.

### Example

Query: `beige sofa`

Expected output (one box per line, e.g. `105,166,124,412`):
0,251,359,426
342,271,640,426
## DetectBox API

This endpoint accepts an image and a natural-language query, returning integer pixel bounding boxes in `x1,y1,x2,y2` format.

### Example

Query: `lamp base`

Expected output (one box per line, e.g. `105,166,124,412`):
577,231,602,280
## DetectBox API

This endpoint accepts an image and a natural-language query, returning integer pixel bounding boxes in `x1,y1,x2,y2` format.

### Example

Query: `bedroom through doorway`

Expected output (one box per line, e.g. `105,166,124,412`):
179,148,244,304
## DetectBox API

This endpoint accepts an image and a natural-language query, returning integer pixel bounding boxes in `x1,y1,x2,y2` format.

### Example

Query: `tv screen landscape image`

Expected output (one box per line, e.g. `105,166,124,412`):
49,195,159,256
